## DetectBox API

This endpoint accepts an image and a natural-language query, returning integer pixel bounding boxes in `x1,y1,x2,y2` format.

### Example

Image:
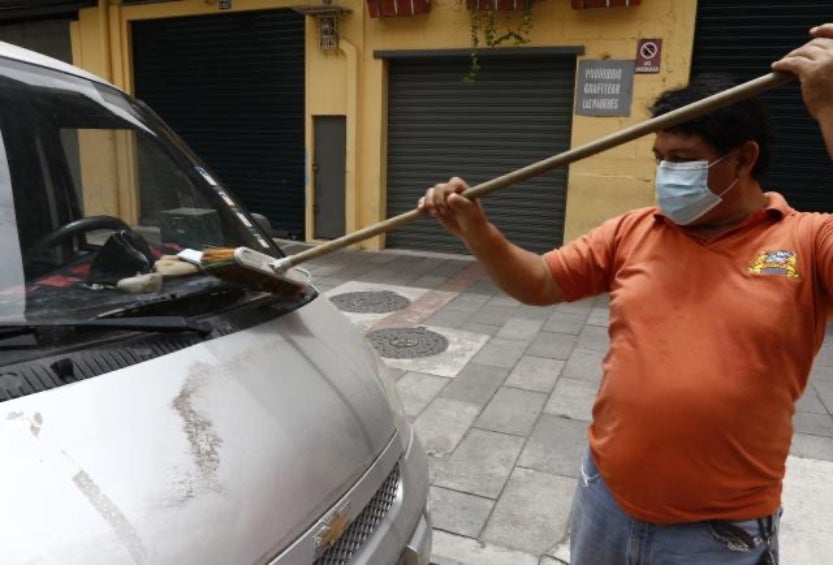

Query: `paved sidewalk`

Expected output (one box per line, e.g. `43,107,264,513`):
283,241,833,565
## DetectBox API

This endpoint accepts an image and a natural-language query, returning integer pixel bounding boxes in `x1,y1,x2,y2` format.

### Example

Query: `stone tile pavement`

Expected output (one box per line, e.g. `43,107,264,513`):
282,241,833,565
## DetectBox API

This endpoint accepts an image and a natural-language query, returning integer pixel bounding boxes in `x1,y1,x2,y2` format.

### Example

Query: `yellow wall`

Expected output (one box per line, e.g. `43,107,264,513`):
73,0,696,248
353,0,697,245
555,1,697,241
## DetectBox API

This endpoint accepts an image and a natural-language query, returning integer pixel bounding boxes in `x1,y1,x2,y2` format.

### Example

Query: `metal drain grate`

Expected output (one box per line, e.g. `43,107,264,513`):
314,464,401,565
330,291,411,314
366,327,449,359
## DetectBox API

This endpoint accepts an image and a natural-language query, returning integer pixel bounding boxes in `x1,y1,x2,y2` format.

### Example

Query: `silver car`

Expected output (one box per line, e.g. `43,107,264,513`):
0,43,431,565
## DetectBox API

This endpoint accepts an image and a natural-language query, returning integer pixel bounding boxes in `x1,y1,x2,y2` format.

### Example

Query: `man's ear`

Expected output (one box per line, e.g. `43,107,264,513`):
736,140,760,177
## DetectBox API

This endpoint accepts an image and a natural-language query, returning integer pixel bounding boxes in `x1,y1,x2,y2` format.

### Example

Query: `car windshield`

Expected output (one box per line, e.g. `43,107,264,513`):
0,56,281,324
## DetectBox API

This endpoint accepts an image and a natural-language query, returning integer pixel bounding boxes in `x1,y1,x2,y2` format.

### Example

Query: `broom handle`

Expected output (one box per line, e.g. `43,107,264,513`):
282,71,794,269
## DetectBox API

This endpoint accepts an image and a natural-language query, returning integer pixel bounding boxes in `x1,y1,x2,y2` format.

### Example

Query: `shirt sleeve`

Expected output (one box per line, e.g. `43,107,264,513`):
814,214,833,298
543,215,621,302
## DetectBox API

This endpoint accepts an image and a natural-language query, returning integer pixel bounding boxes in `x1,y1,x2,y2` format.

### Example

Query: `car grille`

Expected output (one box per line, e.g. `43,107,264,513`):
314,463,401,565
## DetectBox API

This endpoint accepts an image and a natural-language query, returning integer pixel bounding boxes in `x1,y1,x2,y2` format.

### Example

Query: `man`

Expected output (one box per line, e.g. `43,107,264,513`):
417,24,833,565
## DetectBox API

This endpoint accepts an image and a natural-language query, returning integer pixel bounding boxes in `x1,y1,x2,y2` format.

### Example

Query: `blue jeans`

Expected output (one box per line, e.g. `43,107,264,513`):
570,450,781,565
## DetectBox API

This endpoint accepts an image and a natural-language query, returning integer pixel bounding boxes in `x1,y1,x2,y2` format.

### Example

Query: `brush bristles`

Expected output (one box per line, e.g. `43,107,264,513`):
201,247,237,270
199,246,306,296
208,263,306,296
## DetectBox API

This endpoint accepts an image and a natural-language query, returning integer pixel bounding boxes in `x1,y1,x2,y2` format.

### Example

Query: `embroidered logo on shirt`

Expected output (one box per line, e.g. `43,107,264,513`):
748,250,800,280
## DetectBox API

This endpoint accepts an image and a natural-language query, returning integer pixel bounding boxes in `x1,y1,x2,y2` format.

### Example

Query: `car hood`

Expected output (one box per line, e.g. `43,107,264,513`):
0,296,397,565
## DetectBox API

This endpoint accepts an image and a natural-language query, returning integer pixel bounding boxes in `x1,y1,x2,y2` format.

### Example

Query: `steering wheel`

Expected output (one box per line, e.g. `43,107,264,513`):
26,215,134,258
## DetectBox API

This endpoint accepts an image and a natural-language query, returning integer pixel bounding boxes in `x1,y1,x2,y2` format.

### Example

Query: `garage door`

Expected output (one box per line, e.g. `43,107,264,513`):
132,9,305,238
385,55,578,255
0,18,73,63
692,1,833,212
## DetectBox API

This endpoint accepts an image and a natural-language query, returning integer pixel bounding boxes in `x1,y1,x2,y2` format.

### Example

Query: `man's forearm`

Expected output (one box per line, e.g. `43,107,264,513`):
462,222,563,306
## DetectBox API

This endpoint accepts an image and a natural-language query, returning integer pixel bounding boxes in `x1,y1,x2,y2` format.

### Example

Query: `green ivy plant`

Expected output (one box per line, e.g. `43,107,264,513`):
465,0,537,83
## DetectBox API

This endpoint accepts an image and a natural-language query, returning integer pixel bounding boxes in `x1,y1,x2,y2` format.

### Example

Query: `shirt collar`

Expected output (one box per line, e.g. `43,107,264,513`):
652,191,792,224
762,191,792,219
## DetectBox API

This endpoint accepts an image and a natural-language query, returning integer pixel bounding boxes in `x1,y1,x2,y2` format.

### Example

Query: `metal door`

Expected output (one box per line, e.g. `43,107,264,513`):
385,56,577,254
692,1,833,212
313,116,346,240
132,9,305,238
0,18,72,62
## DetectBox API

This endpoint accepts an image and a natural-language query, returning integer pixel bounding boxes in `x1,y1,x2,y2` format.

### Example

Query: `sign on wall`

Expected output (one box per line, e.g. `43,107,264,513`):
636,39,662,73
575,60,635,117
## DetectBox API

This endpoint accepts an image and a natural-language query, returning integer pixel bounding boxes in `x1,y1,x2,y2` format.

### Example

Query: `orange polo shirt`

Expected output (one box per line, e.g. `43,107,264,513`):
544,192,833,524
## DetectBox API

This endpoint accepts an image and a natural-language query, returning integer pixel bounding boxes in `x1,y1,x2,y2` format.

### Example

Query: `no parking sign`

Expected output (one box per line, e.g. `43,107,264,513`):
635,38,662,73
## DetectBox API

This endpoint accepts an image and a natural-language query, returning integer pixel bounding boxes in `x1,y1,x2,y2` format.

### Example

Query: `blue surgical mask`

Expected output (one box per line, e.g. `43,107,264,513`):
655,156,738,226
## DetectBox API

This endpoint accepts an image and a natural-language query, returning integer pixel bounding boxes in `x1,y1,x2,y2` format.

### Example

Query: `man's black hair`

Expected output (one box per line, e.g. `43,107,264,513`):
651,73,774,179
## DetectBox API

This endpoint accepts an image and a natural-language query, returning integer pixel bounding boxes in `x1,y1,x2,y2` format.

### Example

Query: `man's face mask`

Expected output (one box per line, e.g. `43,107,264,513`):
654,154,738,226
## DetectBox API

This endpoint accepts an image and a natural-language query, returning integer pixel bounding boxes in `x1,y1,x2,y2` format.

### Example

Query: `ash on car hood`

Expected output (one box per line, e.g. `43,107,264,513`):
0,297,396,565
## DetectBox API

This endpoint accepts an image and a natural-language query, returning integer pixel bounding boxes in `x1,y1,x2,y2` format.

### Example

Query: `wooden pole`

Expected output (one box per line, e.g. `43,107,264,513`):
283,71,794,269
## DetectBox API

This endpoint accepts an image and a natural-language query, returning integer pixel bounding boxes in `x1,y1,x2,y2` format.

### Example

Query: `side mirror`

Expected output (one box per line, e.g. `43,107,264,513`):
251,212,273,239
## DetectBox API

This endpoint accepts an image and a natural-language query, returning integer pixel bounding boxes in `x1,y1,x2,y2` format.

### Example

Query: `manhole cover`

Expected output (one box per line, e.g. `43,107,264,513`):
367,327,449,359
331,290,411,314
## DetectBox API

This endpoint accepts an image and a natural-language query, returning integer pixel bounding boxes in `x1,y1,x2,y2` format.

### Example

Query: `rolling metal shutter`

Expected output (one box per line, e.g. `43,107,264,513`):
0,1,94,21
692,1,833,212
132,9,305,238
385,56,577,254
0,18,72,63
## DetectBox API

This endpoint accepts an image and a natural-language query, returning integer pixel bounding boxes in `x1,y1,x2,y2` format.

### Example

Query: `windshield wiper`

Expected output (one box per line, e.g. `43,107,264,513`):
0,316,212,340
94,283,246,320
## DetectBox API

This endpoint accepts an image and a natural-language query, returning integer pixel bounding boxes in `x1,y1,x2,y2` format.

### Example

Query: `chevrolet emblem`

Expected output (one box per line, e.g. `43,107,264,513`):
313,502,351,556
